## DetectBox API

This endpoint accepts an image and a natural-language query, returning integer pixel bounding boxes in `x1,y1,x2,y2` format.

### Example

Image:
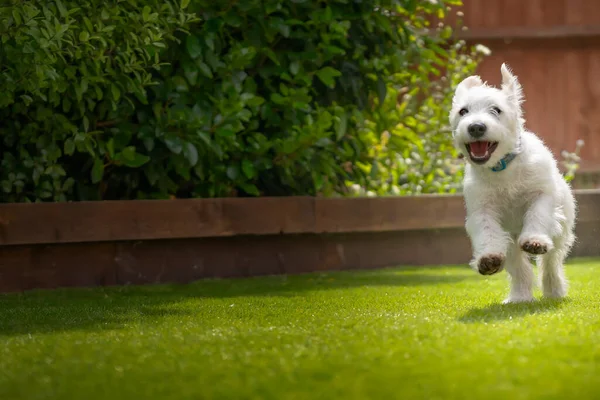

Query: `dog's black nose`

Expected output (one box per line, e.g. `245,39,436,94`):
468,122,487,138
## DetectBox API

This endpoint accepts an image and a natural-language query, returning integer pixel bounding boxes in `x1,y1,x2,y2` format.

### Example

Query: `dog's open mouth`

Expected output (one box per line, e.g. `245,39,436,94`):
465,141,498,164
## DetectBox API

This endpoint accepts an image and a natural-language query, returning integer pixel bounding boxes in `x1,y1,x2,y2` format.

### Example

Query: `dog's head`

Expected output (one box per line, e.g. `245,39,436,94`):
449,63,524,167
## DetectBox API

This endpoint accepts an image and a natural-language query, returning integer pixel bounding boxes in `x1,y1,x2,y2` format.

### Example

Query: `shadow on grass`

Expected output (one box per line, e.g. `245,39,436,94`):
458,298,570,323
0,266,473,337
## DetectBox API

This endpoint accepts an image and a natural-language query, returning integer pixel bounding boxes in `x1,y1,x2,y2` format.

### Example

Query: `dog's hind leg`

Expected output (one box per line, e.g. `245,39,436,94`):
503,241,535,304
539,232,573,299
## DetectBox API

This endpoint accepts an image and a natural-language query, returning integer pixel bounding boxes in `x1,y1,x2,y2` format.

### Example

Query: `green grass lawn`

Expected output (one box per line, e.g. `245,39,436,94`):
2,259,600,400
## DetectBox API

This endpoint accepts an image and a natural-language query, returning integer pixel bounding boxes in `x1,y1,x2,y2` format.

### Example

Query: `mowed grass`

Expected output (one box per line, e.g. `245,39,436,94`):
2,259,600,400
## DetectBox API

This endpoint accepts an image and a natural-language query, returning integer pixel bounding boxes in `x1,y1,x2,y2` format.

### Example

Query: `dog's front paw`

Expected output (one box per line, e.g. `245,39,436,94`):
476,253,505,275
520,235,553,255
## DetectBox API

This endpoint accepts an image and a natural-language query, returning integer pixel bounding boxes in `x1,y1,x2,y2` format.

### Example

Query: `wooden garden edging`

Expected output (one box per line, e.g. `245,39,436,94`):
1,191,599,293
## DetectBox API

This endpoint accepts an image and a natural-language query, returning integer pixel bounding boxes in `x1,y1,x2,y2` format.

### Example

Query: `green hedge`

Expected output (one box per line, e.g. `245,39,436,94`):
348,40,484,196
0,0,464,202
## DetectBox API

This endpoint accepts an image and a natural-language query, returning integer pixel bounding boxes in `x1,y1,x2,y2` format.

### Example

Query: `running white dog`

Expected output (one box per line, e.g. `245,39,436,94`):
449,63,576,303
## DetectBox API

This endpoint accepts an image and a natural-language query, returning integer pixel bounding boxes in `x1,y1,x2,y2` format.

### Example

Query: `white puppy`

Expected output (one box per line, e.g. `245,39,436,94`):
449,63,576,303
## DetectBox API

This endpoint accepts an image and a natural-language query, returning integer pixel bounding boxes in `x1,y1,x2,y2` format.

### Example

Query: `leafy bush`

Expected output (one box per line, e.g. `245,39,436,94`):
133,0,466,199
0,0,465,202
0,0,197,202
346,36,486,196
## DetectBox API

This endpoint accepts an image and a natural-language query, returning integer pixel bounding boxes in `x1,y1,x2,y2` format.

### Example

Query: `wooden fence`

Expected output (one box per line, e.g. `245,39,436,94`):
1,192,600,293
457,0,600,172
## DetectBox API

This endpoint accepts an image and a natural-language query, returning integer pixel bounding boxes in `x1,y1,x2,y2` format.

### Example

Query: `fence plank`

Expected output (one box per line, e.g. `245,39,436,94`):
0,191,598,246
0,197,316,245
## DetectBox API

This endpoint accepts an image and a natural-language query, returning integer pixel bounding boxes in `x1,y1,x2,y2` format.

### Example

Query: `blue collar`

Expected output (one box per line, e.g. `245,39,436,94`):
490,137,521,172
490,151,518,172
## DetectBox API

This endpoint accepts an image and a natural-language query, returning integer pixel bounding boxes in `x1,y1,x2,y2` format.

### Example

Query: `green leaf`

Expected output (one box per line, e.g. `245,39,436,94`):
64,139,75,155
181,0,190,9
216,126,235,138
315,67,341,88
142,6,151,22
226,165,239,180
12,9,22,25
111,84,121,101
263,48,280,65
1,180,11,193
197,131,212,146
62,177,75,191
165,137,183,154
239,182,260,196
143,138,154,152
271,93,285,105
197,61,213,78
246,96,265,107
79,31,89,42
183,142,199,166
62,97,72,113
186,35,202,59
224,12,242,27
193,163,205,180
241,159,256,179
279,24,290,38
83,116,89,132
182,59,198,85
336,113,348,140
106,139,115,158
116,146,150,168
123,153,150,168
91,159,104,184
121,146,136,160
431,43,449,58
172,76,189,92
85,140,95,156
290,61,300,75
204,35,215,51
369,160,379,179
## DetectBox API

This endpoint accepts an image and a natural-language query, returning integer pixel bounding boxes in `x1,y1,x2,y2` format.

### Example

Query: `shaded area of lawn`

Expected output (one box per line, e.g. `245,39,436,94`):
0,267,470,336
1,259,600,399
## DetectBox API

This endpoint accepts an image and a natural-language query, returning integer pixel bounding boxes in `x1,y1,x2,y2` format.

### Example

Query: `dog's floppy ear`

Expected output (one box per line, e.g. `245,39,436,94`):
500,63,523,104
454,75,483,98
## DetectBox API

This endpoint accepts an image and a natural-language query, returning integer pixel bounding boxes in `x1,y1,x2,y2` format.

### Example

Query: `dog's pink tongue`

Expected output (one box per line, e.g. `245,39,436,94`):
469,141,488,157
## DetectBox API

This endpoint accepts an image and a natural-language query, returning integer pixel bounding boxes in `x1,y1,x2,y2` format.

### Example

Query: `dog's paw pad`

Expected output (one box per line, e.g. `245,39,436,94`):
477,254,505,275
521,240,549,255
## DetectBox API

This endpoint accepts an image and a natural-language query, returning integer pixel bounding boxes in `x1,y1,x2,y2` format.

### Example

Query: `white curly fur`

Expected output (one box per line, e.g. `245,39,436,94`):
449,63,576,303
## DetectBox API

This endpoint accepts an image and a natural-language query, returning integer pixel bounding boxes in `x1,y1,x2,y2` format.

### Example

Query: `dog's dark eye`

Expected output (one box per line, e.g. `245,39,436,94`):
459,108,468,116
491,106,502,115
